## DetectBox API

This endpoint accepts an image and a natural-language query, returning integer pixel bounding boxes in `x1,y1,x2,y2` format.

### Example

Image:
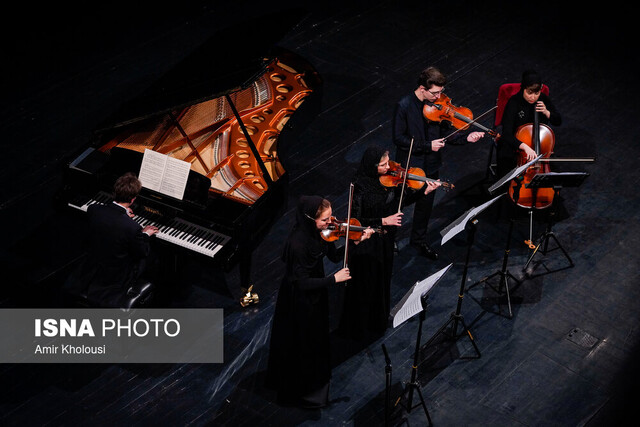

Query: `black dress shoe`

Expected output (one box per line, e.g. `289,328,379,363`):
416,243,438,260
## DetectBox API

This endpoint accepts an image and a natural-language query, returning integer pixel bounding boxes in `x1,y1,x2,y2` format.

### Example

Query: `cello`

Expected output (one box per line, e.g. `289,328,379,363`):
507,110,555,209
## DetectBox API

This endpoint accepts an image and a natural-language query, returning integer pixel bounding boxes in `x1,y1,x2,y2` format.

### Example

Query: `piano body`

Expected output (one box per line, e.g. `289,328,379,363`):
59,32,322,298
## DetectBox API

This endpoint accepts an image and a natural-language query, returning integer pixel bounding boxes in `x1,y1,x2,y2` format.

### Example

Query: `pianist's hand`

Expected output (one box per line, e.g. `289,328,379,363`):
126,207,135,218
142,225,159,236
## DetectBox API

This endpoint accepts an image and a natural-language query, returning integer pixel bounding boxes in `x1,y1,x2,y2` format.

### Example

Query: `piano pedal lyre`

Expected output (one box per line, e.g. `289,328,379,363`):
240,285,259,307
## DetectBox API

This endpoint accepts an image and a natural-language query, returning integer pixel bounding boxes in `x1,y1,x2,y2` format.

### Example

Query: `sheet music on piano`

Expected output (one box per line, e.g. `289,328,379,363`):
59,37,322,292
138,149,191,200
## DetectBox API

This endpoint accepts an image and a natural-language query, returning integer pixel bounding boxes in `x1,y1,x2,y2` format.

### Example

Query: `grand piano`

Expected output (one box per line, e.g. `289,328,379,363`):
58,19,322,302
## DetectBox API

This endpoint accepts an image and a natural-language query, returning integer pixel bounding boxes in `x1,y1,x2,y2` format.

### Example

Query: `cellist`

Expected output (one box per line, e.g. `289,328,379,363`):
497,70,562,178
392,66,484,259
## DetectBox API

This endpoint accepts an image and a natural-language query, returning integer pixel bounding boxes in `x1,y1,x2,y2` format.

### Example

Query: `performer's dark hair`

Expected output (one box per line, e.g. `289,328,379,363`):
521,69,542,92
417,66,446,88
113,172,142,203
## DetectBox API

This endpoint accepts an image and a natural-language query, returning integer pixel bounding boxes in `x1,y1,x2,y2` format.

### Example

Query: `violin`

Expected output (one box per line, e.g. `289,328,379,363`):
379,160,454,191
422,93,499,139
320,216,385,242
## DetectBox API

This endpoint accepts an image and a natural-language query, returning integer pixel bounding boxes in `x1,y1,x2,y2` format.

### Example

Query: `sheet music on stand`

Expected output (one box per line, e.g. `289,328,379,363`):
440,194,504,246
391,263,453,328
488,154,544,194
138,149,191,200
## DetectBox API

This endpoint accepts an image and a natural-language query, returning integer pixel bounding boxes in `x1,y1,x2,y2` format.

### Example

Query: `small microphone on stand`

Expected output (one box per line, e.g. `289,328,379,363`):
382,343,392,427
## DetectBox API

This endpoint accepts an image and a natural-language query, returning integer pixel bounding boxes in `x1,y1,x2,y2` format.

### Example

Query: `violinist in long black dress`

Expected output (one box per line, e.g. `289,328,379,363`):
336,145,440,342
266,195,372,409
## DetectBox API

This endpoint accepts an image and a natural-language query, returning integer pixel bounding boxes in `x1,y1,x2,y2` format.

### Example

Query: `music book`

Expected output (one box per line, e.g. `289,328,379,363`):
488,154,544,194
391,263,453,328
138,149,191,200
440,194,503,245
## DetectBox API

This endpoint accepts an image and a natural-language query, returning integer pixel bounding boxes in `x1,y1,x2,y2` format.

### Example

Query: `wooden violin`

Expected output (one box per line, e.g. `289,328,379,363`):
320,216,384,242
379,160,454,191
422,93,499,139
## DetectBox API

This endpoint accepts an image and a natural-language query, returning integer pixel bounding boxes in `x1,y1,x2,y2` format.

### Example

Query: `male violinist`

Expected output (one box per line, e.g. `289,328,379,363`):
392,66,484,259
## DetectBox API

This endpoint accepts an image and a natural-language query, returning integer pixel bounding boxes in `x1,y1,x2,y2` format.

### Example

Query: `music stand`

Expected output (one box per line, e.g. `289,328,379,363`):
427,194,500,354
522,172,589,273
467,158,543,318
467,213,521,318
487,154,543,194
390,263,453,426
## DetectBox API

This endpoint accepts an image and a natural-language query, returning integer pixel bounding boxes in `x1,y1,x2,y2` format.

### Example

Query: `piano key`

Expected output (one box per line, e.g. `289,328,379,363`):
68,192,230,258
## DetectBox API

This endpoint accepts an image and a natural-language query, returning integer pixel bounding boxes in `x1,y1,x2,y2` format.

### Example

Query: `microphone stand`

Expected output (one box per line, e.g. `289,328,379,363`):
382,344,392,427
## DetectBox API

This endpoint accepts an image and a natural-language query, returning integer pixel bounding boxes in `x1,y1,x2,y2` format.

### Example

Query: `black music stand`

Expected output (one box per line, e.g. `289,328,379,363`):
487,154,543,194
522,172,589,274
425,194,503,353
423,223,482,359
390,263,453,426
468,159,544,318
381,344,392,427
467,217,520,318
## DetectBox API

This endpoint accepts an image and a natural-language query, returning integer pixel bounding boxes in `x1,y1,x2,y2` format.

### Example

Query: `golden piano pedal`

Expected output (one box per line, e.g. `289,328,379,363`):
240,285,259,307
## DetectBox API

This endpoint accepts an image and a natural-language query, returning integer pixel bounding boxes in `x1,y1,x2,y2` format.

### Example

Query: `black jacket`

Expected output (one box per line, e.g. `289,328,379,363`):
392,92,465,173
498,91,562,158
70,202,151,307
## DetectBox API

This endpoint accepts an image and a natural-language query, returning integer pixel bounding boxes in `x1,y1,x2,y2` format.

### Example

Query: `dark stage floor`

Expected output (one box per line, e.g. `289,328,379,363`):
2,1,640,426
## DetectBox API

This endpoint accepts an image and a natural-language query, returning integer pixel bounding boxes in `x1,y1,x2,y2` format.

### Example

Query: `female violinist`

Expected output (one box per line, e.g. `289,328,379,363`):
497,69,562,178
392,66,484,259
336,145,440,343
266,195,372,408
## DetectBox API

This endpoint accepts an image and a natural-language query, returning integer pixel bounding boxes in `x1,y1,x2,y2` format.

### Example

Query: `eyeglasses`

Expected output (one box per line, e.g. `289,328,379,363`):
425,87,444,96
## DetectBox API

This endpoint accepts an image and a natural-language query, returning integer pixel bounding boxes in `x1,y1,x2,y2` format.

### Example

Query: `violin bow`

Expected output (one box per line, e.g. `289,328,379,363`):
442,105,497,143
343,182,354,269
397,137,414,213
538,157,596,163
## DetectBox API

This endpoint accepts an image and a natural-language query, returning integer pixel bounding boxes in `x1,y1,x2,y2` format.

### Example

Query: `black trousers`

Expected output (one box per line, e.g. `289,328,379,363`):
409,170,438,245
394,148,439,246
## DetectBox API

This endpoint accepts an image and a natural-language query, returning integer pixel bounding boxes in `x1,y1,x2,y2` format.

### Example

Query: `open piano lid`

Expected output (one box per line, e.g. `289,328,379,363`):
92,8,320,206
98,8,310,129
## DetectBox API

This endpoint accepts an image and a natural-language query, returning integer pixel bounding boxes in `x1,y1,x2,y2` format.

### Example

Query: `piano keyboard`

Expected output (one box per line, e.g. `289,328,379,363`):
68,192,231,258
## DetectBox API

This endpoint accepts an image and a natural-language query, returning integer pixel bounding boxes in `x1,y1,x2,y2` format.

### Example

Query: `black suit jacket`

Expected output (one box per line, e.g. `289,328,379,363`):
392,92,467,174
70,202,151,307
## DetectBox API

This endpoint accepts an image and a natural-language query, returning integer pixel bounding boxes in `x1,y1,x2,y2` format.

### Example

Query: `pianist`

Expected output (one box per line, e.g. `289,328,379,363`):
66,173,158,307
